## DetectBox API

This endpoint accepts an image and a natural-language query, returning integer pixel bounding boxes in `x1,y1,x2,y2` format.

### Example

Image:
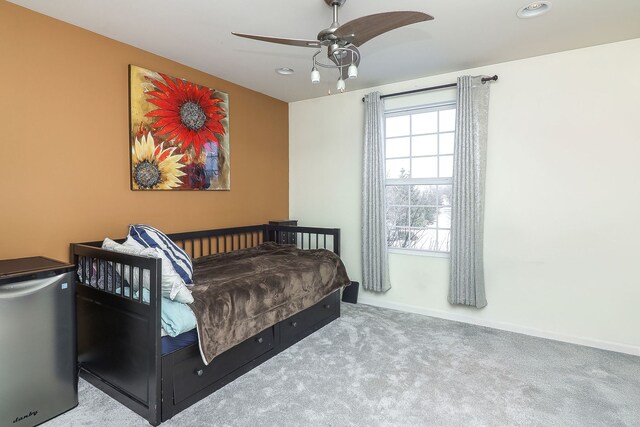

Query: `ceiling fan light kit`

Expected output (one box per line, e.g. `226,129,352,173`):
310,45,360,88
232,0,433,94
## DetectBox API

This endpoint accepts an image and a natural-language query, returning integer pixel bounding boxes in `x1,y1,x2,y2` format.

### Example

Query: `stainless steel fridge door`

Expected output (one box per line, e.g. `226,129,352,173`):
0,272,77,427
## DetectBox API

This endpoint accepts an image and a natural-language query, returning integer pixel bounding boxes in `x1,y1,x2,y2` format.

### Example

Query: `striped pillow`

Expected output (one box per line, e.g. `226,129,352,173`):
128,224,193,285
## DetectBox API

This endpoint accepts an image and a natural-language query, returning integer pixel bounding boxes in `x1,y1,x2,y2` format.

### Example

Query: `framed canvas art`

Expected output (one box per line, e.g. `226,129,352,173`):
129,65,230,190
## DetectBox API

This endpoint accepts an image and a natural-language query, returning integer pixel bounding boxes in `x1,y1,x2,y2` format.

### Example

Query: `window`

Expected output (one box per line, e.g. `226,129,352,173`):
385,103,455,253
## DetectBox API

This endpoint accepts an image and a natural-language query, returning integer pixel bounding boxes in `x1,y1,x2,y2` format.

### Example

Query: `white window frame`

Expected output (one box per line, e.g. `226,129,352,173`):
384,101,456,256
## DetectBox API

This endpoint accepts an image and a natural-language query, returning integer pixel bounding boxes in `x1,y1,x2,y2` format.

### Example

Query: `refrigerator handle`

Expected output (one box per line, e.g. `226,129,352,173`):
0,275,63,299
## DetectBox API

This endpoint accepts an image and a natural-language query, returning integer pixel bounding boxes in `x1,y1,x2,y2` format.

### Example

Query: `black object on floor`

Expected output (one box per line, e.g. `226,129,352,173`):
342,281,359,304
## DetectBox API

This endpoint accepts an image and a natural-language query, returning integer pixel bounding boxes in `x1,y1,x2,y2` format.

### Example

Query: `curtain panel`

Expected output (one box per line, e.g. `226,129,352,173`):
448,75,491,308
362,92,391,293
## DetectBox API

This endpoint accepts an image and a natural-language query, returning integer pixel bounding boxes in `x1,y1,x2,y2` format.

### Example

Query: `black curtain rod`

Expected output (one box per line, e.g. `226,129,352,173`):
361,75,498,102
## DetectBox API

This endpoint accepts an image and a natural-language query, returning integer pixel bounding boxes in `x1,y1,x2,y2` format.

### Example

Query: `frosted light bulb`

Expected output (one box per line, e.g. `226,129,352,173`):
348,64,358,79
311,69,320,84
337,78,346,93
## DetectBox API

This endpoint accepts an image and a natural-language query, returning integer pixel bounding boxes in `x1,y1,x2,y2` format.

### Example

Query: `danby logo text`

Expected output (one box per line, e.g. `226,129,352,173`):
13,410,38,423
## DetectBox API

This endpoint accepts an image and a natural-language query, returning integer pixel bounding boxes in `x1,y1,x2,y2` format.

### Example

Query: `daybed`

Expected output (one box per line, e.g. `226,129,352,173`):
71,224,348,425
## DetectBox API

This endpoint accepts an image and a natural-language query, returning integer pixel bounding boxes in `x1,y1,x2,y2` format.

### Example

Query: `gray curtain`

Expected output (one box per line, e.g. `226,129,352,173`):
449,76,491,308
362,92,391,293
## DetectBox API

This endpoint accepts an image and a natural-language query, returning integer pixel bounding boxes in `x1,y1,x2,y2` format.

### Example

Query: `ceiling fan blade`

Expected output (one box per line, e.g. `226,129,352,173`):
232,32,321,48
329,45,361,81
334,11,433,47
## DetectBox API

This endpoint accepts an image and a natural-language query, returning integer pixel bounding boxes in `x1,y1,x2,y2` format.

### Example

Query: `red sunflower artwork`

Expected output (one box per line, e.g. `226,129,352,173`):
129,65,230,190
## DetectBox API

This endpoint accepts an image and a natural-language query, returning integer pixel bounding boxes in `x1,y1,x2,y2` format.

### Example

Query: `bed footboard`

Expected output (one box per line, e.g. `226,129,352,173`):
72,244,163,425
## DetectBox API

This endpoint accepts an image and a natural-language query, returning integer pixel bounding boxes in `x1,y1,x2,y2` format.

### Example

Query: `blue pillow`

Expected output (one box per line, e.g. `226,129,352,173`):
128,224,193,284
121,288,196,337
160,295,197,337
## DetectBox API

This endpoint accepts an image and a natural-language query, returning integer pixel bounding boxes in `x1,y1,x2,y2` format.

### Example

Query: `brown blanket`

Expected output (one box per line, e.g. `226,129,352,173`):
189,242,350,364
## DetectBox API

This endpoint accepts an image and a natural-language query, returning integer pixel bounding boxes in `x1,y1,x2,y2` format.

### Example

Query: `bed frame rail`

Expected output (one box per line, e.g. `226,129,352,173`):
168,225,265,259
167,224,340,258
265,224,340,256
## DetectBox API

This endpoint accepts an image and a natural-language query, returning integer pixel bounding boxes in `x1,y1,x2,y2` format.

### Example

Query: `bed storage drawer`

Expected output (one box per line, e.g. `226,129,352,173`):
281,293,339,343
172,327,275,403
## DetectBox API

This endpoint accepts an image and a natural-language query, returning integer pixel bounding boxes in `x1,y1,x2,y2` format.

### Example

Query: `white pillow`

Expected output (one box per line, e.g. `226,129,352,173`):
102,238,155,290
172,285,194,304
122,237,193,303
102,238,193,304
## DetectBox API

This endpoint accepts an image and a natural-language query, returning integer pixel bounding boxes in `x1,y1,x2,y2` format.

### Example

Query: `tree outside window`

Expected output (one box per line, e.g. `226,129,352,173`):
385,103,455,253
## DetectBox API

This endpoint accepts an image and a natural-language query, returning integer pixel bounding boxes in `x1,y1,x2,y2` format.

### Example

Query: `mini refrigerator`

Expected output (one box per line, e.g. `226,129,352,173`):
0,257,77,427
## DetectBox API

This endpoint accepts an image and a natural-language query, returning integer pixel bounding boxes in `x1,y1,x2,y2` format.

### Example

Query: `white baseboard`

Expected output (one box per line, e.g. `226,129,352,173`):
357,296,640,357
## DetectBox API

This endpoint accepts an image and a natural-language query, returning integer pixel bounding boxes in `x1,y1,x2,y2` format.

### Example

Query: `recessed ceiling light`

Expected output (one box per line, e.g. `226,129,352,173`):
517,1,552,18
276,68,295,75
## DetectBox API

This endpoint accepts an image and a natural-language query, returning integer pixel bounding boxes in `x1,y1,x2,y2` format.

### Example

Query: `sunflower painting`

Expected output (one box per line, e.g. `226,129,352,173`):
129,65,230,190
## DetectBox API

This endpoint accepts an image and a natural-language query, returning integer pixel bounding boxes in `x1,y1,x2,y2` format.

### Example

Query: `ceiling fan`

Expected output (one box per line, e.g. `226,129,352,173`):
232,0,433,92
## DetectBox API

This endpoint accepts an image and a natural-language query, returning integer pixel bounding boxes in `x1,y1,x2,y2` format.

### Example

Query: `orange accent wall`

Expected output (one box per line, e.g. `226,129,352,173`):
0,2,289,261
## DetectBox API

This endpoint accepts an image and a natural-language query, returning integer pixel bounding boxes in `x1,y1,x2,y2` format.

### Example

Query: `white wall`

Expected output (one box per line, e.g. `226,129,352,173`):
290,38,640,355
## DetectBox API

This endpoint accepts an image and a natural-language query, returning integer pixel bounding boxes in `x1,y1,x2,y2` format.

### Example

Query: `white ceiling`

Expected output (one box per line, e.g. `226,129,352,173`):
9,0,640,102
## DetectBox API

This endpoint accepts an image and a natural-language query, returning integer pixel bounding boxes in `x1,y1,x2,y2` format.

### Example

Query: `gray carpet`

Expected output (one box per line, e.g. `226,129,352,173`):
43,303,640,426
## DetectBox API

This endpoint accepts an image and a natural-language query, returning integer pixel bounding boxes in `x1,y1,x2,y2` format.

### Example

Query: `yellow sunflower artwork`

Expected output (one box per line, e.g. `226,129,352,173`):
131,134,186,190
129,65,230,190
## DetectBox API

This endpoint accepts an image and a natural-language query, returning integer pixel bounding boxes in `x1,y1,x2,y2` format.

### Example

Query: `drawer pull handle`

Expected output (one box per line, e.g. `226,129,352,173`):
256,337,264,344
324,304,331,309
291,321,298,328
195,369,204,377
